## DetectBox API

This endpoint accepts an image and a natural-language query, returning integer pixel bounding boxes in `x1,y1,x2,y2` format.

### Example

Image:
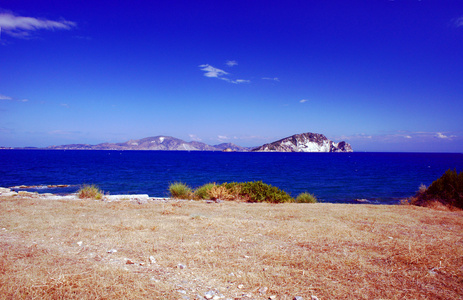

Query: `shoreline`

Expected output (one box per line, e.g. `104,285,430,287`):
0,186,401,205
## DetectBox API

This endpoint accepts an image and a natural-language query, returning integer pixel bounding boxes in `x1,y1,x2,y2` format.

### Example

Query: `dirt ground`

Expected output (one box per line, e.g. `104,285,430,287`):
1,196,462,299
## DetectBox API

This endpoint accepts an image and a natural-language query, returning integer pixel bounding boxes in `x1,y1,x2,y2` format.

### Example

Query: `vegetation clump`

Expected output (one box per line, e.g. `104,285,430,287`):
169,182,193,199
193,183,216,200
190,181,294,203
296,192,318,203
78,184,103,200
409,169,463,209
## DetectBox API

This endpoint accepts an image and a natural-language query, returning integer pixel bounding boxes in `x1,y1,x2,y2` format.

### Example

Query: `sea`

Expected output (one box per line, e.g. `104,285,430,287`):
1,150,462,205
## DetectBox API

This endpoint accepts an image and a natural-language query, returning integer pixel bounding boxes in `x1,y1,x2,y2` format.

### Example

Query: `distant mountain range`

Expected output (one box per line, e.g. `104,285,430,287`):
46,132,353,152
47,136,252,152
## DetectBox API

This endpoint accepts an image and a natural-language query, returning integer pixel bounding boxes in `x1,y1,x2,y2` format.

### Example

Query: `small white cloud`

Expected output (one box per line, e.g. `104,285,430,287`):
189,134,202,141
0,94,12,100
262,77,280,82
300,99,308,103
0,11,76,39
232,79,250,84
199,64,228,78
226,60,237,67
199,64,250,84
0,93,28,102
60,103,69,108
218,135,229,140
454,16,463,27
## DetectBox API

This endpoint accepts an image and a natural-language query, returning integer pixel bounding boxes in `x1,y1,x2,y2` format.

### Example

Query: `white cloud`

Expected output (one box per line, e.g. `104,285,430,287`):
199,64,250,84
435,132,456,139
218,135,229,140
0,93,28,102
232,79,250,84
0,11,76,38
454,16,463,27
226,60,237,67
199,64,228,78
262,77,280,82
189,134,202,141
0,94,12,100
300,99,308,103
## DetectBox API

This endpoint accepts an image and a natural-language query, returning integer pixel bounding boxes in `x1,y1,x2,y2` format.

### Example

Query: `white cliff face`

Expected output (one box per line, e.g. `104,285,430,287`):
253,132,353,153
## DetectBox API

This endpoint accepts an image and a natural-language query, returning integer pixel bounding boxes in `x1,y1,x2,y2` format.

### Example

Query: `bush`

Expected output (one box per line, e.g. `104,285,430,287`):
78,184,103,200
410,169,463,209
238,181,294,203
194,183,216,200
169,182,193,199
296,192,317,203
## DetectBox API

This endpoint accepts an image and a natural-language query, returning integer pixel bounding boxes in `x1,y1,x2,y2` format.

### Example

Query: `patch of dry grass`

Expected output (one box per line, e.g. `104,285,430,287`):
1,197,462,299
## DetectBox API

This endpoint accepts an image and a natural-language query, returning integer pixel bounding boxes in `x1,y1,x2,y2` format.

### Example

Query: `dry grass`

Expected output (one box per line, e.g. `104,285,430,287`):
1,197,462,299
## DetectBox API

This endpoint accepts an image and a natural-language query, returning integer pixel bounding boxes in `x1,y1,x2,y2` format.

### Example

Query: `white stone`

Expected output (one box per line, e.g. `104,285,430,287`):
149,255,156,264
107,249,117,253
77,241,83,246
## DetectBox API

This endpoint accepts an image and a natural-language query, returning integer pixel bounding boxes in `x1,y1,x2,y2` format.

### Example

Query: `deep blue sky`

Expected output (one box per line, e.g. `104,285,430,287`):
1,1,462,152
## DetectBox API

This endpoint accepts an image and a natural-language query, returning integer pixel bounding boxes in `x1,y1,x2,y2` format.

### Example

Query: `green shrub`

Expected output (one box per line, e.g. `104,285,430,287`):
194,183,216,200
410,169,463,209
238,181,294,203
78,184,103,200
169,182,193,199
296,192,317,203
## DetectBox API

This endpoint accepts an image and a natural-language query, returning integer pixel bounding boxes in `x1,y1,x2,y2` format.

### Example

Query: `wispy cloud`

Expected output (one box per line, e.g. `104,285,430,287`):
0,93,28,102
0,94,12,100
226,60,237,67
453,16,463,28
189,134,202,141
262,77,280,82
339,131,459,142
199,64,250,84
0,11,76,39
299,99,308,103
436,132,456,140
199,64,228,78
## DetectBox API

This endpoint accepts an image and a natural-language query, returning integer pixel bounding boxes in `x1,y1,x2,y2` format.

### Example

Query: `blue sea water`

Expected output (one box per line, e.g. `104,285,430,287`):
1,150,462,204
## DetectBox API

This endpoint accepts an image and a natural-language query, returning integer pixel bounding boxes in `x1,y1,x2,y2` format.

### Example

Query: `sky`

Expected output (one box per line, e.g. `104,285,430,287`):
0,0,462,152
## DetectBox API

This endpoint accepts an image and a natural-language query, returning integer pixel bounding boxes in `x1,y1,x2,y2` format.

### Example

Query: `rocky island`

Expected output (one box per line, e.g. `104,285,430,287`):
252,132,352,152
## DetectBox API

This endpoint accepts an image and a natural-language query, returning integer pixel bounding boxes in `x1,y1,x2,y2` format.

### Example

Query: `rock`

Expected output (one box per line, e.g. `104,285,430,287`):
107,249,117,254
237,284,244,289
204,291,215,299
252,132,353,152
77,241,83,247
259,287,268,294
125,258,135,264
293,297,303,300
149,255,156,264
311,296,319,300
269,296,277,300
177,263,186,269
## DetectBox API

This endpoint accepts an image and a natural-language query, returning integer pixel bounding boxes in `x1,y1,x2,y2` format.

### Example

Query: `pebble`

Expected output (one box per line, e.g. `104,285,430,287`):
149,255,156,264
259,287,268,294
77,241,83,246
125,258,135,264
177,263,186,269
107,249,117,254
237,284,244,289
294,297,303,300
311,296,319,300
269,296,277,300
